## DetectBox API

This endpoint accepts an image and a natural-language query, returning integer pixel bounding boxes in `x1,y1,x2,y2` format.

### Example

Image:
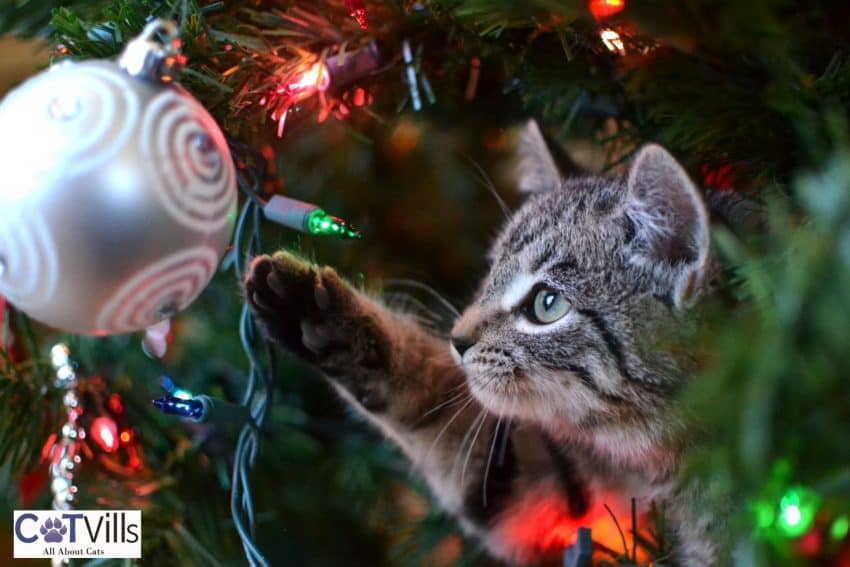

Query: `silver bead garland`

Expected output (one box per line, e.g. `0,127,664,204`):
48,344,84,567
47,344,83,559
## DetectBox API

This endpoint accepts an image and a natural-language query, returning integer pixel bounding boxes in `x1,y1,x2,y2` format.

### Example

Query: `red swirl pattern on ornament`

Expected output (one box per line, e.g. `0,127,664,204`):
95,246,219,334
5,62,141,177
141,90,236,234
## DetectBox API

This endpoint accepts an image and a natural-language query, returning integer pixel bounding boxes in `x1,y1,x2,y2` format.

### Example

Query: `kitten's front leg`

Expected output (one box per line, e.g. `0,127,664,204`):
245,252,501,515
244,251,470,439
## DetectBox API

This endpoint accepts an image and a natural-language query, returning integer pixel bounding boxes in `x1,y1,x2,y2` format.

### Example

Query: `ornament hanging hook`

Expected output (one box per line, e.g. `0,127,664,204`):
119,19,185,84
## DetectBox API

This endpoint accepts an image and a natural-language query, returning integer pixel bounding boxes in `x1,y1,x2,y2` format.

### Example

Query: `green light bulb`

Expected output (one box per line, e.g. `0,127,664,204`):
777,486,818,538
306,209,361,239
753,500,775,529
831,516,849,541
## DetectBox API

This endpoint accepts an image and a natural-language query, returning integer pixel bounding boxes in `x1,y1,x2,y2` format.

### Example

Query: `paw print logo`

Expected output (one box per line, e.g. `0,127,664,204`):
40,517,67,543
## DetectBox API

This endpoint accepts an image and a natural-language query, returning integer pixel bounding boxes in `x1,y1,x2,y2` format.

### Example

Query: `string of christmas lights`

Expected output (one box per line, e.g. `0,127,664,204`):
151,141,276,566
224,148,276,567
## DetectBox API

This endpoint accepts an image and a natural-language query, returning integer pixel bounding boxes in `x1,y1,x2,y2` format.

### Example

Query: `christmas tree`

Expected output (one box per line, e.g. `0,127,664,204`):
1,0,849,565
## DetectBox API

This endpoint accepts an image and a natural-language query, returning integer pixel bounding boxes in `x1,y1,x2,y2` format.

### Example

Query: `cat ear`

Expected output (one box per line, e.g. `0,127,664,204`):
516,120,562,193
625,144,710,307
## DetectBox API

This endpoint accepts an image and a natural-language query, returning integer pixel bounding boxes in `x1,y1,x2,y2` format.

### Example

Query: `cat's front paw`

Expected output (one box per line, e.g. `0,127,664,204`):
245,251,387,370
244,251,315,359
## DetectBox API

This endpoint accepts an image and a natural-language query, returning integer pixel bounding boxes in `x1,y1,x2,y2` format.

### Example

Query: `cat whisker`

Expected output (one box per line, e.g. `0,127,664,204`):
383,279,461,319
460,410,489,487
481,415,503,508
439,384,471,403
406,313,439,329
448,375,474,391
422,396,476,466
420,389,470,422
453,408,487,479
384,292,442,327
464,154,511,220
498,418,512,466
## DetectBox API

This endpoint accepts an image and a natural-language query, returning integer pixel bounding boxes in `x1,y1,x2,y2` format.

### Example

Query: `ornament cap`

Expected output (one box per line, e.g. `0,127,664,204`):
119,19,185,84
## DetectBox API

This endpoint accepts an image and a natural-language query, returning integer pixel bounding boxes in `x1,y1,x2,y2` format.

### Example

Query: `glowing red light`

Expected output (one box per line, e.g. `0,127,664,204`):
18,468,48,507
90,416,119,453
127,446,142,471
278,62,329,97
492,490,652,563
345,0,369,29
119,430,133,444
797,529,822,557
589,0,625,19
107,393,124,415
272,61,331,137
40,433,58,461
701,163,742,190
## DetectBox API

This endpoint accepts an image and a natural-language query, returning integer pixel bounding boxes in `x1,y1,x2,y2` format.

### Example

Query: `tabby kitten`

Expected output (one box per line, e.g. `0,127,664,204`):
245,122,720,564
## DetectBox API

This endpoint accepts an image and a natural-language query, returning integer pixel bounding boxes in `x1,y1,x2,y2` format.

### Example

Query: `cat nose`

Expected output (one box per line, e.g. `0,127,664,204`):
451,337,475,358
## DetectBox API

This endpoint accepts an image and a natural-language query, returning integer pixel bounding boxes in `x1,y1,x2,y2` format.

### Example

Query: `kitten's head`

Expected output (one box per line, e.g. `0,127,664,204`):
451,122,709,456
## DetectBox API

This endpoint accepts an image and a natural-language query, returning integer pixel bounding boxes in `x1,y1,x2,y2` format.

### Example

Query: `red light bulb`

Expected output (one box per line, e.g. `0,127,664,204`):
107,393,124,414
589,0,625,19
345,0,369,29
91,416,119,453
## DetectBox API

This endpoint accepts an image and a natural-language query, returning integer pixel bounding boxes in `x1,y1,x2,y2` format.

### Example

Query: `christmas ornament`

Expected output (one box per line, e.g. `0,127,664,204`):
0,20,237,335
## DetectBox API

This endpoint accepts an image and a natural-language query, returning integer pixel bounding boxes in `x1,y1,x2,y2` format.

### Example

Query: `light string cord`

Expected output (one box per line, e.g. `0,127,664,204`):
228,139,274,567
170,6,274,563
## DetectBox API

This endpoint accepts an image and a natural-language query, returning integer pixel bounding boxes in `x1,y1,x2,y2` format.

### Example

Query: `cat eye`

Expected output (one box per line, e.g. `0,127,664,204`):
525,287,571,325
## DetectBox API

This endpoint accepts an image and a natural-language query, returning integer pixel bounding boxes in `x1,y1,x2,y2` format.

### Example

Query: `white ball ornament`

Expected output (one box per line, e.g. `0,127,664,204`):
0,21,237,335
